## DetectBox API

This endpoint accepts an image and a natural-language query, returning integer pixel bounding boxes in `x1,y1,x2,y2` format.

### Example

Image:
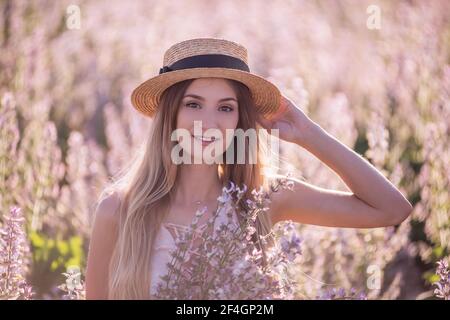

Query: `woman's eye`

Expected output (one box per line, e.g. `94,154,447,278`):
219,106,234,112
185,102,200,109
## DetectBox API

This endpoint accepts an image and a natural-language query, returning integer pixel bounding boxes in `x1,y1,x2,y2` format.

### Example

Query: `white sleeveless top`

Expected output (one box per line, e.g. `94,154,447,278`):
149,199,240,297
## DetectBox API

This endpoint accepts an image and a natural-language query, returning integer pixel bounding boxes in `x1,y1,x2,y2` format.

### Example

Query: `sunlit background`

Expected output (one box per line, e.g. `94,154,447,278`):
0,0,449,299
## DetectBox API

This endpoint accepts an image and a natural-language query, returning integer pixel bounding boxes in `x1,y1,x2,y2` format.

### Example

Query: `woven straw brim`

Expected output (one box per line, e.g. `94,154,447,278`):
131,67,281,119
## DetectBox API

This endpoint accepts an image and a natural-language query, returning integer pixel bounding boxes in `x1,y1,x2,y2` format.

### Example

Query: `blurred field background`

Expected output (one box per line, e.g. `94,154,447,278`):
0,0,449,299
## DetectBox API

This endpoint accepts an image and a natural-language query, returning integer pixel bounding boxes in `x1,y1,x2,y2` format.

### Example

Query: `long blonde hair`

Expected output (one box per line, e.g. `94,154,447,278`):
97,78,278,299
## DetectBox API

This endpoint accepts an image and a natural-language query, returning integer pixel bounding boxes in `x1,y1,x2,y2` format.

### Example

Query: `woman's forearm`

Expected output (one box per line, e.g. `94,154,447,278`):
297,121,413,219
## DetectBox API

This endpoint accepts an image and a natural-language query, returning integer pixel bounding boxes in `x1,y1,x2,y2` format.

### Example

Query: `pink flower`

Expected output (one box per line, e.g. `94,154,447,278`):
434,259,450,300
0,207,34,300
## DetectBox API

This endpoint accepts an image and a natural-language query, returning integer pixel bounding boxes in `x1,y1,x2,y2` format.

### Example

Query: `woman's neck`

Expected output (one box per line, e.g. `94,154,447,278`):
174,163,224,206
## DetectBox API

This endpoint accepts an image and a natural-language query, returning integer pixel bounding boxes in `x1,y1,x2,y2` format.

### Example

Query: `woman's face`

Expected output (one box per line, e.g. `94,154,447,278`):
175,78,239,163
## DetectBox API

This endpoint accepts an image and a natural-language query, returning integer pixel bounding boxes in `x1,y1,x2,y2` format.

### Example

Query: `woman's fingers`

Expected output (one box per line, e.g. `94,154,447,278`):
256,113,273,129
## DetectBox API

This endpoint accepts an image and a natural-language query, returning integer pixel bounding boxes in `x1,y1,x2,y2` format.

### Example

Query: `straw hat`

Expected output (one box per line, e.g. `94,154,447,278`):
131,37,281,119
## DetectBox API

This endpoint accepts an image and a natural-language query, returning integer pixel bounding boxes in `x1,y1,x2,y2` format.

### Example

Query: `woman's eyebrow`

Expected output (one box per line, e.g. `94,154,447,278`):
183,94,237,103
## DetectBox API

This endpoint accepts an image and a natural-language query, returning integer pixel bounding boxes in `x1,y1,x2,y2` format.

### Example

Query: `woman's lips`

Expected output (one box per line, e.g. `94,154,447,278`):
192,135,220,146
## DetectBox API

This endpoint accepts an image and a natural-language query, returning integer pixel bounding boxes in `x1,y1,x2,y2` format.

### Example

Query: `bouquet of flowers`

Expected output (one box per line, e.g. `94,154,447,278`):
154,173,303,300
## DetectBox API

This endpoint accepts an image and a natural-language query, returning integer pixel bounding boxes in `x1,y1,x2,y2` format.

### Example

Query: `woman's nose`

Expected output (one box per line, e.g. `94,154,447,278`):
195,108,218,128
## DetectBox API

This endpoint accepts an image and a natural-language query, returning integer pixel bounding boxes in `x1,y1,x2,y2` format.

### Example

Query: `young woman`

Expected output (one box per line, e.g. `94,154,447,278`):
85,38,413,299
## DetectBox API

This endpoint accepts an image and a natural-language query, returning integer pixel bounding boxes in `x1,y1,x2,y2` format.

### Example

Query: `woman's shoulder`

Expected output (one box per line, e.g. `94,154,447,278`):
94,191,124,227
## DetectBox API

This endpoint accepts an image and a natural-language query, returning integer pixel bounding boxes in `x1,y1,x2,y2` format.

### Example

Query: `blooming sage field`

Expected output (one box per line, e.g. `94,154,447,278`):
0,0,449,300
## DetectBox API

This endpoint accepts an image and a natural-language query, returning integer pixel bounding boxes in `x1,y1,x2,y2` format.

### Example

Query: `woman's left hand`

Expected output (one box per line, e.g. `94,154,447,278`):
256,94,317,147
